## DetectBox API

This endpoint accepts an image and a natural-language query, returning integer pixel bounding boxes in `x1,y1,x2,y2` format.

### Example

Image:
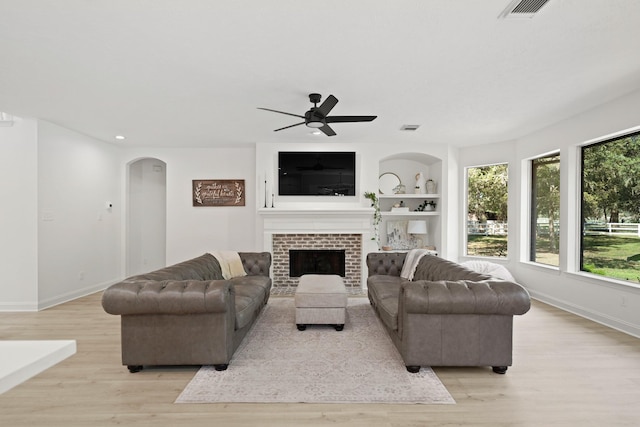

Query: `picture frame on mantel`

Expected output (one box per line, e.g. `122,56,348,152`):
192,179,245,207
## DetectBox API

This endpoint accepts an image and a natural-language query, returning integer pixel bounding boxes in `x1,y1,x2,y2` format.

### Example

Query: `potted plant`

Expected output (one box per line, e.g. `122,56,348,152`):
364,191,381,245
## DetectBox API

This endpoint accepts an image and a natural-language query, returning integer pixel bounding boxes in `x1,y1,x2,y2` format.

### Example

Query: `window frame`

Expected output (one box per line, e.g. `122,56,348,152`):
464,162,509,258
578,129,640,284
529,152,561,267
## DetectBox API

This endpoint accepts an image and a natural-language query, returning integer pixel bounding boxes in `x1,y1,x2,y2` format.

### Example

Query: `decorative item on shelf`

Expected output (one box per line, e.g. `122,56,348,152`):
378,172,401,195
392,183,406,194
264,179,268,208
426,179,437,194
391,206,410,212
407,220,428,248
386,220,410,250
391,200,408,212
364,191,381,245
415,172,426,194
414,200,436,212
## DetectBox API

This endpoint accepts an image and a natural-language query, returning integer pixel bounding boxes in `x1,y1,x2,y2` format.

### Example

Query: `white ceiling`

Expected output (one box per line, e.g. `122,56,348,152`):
1,0,640,148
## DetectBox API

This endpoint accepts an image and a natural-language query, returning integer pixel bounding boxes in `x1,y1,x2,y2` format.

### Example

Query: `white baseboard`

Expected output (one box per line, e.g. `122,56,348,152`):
0,301,39,312
528,289,640,339
36,280,118,311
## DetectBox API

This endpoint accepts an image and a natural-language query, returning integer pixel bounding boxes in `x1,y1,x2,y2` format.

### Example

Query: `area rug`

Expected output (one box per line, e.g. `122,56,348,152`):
175,298,455,404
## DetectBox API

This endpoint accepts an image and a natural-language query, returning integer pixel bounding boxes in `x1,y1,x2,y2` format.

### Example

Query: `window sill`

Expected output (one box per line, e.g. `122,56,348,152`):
564,270,640,291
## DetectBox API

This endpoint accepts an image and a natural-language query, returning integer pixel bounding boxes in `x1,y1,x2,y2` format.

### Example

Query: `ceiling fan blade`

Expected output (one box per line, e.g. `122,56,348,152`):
319,124,336,137
326,115,377,123
274,122,305,132
257,108,305,119
316,95,338,117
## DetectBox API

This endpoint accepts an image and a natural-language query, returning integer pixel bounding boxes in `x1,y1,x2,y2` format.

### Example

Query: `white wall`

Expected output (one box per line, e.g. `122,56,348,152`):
122,146,257,265
0,117,39,310
127,158,166,276
459,89,640,338
37,121,122,309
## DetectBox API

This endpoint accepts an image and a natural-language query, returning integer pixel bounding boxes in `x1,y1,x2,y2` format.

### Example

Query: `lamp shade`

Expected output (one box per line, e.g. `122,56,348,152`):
407,220,427,235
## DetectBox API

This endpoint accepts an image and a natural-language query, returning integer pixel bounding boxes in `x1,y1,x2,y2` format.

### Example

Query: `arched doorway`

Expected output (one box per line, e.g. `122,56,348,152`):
127,158,167,276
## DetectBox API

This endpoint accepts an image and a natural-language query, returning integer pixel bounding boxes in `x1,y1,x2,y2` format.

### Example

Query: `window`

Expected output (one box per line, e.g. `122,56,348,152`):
530,153,560,266
466,163,508,257
581,132,640,283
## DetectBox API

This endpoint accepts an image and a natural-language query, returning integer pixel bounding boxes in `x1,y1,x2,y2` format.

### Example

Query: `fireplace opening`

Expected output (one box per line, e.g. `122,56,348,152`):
289,249,346,277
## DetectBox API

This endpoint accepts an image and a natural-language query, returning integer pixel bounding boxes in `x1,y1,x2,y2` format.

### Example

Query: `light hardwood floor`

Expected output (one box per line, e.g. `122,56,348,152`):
1,292,639,427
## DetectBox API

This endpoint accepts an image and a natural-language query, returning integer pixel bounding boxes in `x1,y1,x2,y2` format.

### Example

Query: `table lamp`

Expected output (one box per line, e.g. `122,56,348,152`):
407,220,427,248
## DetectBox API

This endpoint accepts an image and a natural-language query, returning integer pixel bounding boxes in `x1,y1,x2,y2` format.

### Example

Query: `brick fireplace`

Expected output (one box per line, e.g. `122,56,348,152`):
259,207,374,290
272,233,361,288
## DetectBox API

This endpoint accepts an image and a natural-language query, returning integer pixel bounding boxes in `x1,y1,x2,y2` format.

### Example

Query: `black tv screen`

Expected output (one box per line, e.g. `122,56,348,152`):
278,151,356,196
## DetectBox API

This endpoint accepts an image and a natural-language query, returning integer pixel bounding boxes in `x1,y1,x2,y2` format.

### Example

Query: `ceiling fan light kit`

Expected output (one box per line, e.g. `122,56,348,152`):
258,93,377,137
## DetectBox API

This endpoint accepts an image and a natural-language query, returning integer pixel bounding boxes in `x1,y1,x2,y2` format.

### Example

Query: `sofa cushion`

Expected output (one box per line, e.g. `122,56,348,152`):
461,260,516,281
368,275,404,331
232,276,271,329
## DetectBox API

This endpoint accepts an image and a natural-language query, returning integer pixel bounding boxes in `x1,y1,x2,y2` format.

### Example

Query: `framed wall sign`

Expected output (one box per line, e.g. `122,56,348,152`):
192,179,245,207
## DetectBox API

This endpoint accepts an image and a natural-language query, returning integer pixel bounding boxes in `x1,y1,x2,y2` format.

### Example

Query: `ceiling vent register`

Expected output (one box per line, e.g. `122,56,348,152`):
499,0,551,19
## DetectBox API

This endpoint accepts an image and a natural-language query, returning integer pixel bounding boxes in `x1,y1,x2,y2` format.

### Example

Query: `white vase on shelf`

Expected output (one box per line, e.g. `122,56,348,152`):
426,179,436,194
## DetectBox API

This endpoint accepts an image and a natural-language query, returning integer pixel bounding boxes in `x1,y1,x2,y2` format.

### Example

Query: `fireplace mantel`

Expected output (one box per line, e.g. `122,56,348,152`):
259,208,374,235
258,207,374,216
258,207,376,290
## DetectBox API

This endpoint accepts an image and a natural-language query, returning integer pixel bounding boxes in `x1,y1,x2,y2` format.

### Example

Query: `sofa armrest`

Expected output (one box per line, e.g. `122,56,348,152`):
239,252,272,276
366,252,407,277
401,279,531,315
101,280,233,315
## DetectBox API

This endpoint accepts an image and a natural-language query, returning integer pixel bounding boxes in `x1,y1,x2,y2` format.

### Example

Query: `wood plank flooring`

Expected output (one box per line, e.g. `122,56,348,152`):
1,292,639,426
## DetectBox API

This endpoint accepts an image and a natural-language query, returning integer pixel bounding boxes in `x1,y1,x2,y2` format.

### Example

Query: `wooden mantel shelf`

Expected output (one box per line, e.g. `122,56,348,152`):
258,208,374,216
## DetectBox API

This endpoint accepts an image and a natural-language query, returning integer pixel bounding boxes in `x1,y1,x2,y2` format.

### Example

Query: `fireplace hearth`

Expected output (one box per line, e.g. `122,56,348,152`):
289,249,346,277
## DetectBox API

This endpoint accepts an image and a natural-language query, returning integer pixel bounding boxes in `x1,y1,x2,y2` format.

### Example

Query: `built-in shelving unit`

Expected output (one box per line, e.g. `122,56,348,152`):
378,153,442,250
379,194,440,217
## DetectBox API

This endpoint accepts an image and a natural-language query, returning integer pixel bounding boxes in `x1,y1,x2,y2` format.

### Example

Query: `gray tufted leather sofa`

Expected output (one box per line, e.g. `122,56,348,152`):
102,252,271,373
366,252,530,374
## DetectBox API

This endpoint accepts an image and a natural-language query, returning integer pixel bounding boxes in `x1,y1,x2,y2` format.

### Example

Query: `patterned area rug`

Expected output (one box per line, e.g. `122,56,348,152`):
175,298,455,404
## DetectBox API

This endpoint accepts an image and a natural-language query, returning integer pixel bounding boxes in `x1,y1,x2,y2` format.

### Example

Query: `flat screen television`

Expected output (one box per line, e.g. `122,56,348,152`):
278,151,356,196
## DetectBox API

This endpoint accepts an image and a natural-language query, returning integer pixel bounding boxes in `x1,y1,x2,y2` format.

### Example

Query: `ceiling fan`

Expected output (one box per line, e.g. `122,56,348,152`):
258,93,377,137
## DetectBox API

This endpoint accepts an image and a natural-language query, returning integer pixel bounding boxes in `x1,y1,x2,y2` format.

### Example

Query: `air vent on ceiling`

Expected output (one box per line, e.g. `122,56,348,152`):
499,0,550,19
400,124,420,131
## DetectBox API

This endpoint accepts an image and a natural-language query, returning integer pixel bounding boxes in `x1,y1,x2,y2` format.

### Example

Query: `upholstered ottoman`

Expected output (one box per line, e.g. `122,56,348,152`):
295,274,347,331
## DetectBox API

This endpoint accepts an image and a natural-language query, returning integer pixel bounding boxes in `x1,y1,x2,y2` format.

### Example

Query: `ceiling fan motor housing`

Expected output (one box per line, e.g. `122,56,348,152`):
305,109,325,128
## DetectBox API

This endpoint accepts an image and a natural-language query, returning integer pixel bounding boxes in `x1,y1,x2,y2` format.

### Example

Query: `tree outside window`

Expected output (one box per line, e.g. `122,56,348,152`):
531,154,560,266
466,164,508,257
581,132,640,283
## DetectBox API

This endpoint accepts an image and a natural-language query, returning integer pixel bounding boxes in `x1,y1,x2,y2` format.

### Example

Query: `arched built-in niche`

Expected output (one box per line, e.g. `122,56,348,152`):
127,158,167,276
378,152,443,253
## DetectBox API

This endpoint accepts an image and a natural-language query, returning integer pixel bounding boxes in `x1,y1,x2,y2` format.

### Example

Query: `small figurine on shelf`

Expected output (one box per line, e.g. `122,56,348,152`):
415,172,426,194
393,183,406,194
